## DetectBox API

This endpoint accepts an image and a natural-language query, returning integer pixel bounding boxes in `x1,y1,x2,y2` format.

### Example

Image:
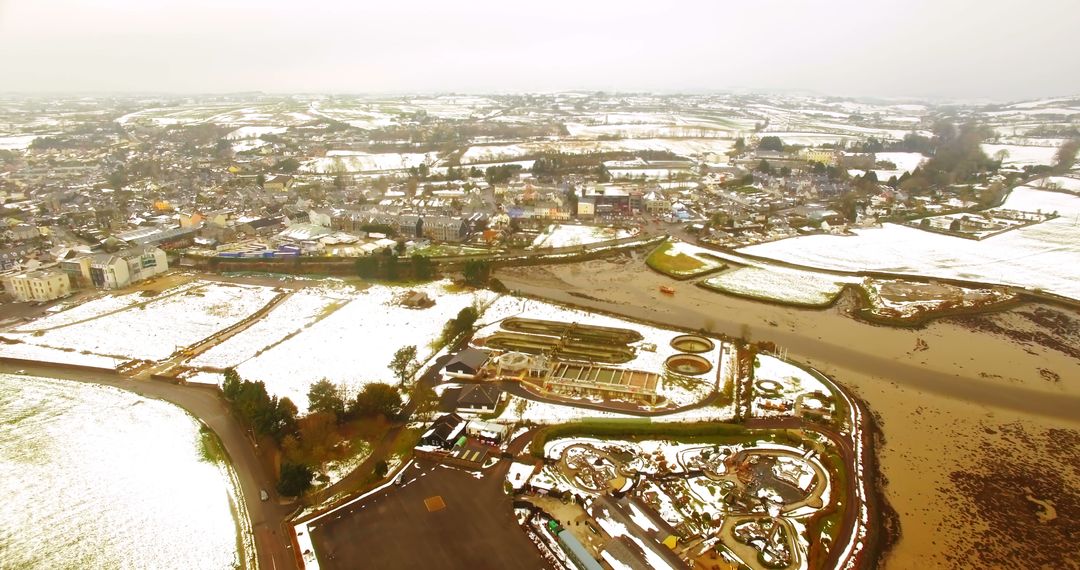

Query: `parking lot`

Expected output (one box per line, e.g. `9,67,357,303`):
307,459,553,569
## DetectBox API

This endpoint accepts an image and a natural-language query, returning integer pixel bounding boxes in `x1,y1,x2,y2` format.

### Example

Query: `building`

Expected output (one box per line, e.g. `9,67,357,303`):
800,148,840,166
464,419,509,444
263,175,294,193
555,527,604,570
2,268,70,302
444,348,490,380
61,247,168,290
420,413,468,449
456,384,503,414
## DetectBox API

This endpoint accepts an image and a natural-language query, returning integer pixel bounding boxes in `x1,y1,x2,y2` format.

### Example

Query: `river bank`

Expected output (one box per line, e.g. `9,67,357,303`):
495,256,1080,569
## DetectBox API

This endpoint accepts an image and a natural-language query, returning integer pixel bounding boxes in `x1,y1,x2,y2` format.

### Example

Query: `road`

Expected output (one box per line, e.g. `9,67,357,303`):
0,361,297,570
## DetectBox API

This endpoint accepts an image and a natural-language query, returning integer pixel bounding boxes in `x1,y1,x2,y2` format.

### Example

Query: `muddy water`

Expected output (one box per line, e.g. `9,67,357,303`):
496,258,1080,569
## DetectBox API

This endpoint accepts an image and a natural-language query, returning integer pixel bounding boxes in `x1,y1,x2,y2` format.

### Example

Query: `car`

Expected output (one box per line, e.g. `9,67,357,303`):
259,489,269,502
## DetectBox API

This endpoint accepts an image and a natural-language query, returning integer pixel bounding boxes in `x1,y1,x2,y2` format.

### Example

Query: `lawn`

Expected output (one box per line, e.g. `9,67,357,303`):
645,240,727,278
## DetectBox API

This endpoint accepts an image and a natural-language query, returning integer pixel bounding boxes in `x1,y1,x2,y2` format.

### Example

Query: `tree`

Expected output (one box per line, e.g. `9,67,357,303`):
410,384,440,421
1053,139,1080,174
757,136,784,152
390,345,418,387
374,460,389,478
307,379,346,419
273,158,301,173
355,255,378,278
222,368,242,401
411,254,434,280
463,260,491,286
352,383,403,419
277,462,314,497
256,173,266,188
730,137,746,156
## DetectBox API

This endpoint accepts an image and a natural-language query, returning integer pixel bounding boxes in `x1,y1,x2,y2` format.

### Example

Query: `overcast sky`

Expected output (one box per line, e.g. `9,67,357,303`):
1,0,1077,101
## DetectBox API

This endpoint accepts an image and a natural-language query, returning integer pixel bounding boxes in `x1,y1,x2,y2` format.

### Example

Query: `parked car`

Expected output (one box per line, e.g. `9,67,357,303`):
260,489,269,502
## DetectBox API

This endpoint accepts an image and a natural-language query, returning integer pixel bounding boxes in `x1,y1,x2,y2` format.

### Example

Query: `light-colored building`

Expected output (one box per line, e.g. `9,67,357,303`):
61,247,168,290
3,268,71,302
800,148,840,166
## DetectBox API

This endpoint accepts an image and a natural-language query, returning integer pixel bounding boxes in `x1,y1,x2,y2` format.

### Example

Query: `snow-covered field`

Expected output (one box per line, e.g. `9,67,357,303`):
225,126,287,140
235,281,496,411
1033,175,1080,193
738,186,1080,300
0,135,41,150
754,355,829,395
702,266,848,306
981,143,1060,167
10,283,278,361
0,343,127,369
530,224,635,249
870,151,927,180
301,151,438,173
188,290,343,369
15,283,201,332
459,138,734,164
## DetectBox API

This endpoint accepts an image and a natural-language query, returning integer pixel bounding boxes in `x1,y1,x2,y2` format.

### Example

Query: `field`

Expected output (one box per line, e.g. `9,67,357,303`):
529,224,635,249
4,282,278,361
701,266,849,307
188,290,345,369
737,186,1080,301
980,143,1060,167
233,281,496,411
301,151,438,174
645,240,727,279
859,280,1017,322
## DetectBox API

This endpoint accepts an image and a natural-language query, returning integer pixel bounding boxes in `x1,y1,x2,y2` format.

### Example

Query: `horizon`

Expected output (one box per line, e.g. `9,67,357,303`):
2,0,1079,101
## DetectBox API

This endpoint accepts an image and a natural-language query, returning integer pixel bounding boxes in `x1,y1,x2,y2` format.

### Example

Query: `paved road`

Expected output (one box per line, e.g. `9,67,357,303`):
0,361,297,570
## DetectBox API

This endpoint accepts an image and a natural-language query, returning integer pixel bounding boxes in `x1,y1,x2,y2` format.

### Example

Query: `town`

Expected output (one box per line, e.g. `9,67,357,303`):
1,90,1078,570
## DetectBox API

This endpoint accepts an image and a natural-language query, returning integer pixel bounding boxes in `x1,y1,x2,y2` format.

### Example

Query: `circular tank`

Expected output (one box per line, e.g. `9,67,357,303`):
665,353,713,376
670,335,715,354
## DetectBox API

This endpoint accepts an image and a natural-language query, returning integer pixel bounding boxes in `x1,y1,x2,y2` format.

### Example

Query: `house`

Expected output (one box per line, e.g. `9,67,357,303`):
309,208,333,228
2,268,70,302
456,384,503,414
642,190,671,214
444,348,490,380
237,216,284,237
263,175,294,193
464,419,509,444
420,413,468,449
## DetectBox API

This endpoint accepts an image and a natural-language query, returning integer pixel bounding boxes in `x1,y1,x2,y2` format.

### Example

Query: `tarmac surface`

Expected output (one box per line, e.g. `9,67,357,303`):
307,458,553,570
